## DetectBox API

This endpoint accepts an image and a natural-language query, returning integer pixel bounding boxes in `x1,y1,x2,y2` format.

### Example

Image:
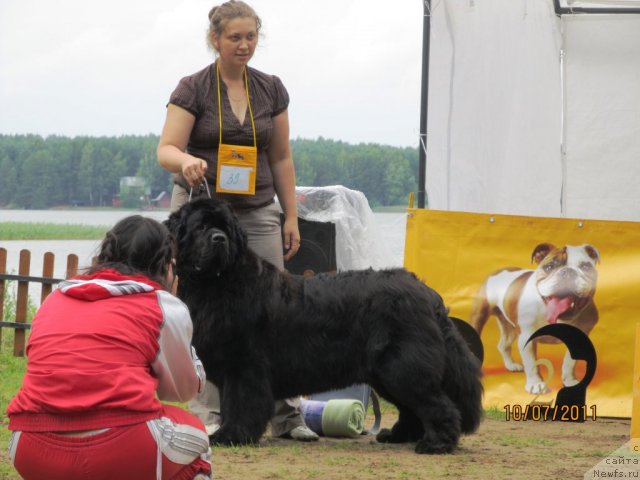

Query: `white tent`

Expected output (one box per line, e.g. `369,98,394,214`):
422,0,640,221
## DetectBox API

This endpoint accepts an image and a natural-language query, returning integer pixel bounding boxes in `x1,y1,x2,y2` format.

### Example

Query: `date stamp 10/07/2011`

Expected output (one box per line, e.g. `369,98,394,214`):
504,404,597,422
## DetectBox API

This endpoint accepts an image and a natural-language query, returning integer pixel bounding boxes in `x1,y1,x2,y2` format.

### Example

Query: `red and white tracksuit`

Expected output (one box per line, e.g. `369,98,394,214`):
6,269,211,480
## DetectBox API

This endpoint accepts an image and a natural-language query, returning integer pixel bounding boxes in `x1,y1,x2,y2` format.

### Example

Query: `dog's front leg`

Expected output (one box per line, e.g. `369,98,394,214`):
518,336,550,394
561,350,579,387
209,371,275,446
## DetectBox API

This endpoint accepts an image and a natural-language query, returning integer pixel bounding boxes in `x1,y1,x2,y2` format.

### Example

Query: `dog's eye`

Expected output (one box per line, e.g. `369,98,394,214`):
580,262,594,271
198,225,208,233
543,263,555,273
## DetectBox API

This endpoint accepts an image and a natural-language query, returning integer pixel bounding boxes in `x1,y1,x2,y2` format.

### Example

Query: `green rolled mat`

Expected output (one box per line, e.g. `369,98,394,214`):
320,399,366,437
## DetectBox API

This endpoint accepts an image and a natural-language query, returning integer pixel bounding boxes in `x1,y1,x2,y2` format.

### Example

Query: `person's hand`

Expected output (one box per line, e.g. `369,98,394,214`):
168,259,179,295
282,217,300,262
171,275,179,296
181,156,208,187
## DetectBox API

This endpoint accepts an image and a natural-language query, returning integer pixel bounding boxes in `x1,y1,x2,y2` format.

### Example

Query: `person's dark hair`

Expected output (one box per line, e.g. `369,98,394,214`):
87,216,175,289
207,0,261,51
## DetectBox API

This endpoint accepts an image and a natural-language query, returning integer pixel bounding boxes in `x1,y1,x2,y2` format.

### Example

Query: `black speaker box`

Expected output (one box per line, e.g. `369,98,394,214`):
282,215,337,275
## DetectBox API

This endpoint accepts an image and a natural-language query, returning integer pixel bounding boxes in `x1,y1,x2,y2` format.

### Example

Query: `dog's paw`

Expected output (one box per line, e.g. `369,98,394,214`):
504,361,524,372
525,381,551,395
562,376,580,387
376,428,399,444
209,428,256,447
208,431,234,447
414,429,458,454
415,439,455,454
375,428,392,443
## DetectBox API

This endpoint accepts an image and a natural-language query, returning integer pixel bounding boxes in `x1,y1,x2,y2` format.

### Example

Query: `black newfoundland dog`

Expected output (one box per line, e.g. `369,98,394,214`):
166,198,483,454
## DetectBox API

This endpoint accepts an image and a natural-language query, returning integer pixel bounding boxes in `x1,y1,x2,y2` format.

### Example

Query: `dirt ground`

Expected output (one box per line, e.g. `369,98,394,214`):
0,412,633,479
208,412,633,480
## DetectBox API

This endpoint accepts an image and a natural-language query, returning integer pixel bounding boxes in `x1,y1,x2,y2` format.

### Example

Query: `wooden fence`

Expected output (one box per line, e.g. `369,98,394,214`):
0,247,79,357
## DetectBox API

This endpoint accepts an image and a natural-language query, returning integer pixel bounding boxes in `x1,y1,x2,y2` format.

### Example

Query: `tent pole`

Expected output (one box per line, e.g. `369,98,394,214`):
417,0,431,209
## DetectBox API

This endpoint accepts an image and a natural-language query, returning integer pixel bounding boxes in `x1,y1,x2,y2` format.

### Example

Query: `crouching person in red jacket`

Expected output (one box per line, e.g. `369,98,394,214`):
6,215,211,480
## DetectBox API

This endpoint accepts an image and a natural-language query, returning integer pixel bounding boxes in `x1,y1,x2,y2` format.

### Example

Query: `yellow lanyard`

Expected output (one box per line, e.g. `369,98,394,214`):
214,62,258,195
216,62,257,148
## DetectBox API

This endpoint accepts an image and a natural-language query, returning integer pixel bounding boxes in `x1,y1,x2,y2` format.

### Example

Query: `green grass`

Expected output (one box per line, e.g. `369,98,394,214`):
0,222,109,240
1,283,33,479
1,327,28,417
496,434,560,448
484,405,506,421
1,330,27,480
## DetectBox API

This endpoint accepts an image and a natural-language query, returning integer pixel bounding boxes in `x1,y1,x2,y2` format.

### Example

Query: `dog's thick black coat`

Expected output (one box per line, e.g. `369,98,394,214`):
166,198,483,453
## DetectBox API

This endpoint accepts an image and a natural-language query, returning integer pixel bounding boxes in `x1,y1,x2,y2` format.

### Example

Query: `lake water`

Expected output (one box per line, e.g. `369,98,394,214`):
0,209,407,303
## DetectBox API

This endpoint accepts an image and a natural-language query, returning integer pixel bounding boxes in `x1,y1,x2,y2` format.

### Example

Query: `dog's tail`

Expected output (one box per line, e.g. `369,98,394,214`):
438,301,484,434
469,282,490,334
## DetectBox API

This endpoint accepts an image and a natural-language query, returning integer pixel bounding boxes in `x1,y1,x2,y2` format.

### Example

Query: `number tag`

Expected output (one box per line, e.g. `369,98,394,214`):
216,143,257,195
219,165,251,191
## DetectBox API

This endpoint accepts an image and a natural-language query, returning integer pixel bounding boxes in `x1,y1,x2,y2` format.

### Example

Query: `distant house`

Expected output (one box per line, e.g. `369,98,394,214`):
119,176,150,209
150,191,171,209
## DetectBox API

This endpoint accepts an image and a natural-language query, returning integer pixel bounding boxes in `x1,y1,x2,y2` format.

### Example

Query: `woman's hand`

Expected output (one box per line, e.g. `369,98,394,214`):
181,156,208,187
267,109,301,262
168,259,179,295
282,216,301,262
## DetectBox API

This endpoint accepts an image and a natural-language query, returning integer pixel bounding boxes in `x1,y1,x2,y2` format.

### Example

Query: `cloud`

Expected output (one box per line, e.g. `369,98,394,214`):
0,0,422,147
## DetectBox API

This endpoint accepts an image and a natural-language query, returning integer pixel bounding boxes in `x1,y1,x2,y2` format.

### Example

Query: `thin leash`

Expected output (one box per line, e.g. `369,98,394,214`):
188,181,212,202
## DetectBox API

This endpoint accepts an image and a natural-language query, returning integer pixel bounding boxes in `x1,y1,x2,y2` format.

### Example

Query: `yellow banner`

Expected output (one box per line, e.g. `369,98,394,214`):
404,208,640,418
632,324,640,449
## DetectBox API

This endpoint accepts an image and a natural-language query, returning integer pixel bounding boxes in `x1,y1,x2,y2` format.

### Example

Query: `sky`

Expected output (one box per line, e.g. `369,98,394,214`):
0,0,424,148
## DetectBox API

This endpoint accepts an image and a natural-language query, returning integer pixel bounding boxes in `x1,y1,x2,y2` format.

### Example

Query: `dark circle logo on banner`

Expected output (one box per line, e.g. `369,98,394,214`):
525,323,597,422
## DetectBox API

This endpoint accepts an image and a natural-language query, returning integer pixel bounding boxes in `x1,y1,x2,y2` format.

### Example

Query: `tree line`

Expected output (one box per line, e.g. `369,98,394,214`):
0,134,418,209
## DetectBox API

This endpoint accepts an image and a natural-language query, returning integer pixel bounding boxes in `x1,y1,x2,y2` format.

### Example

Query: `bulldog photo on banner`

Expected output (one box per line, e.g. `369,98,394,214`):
470,242,600,396
403,208,640,418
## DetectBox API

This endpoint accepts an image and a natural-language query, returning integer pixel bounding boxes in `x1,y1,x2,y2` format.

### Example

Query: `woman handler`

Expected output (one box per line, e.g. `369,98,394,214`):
157,1,317,442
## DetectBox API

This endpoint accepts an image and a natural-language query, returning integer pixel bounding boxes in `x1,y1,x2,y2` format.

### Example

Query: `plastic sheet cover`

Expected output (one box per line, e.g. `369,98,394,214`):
279,185,385,271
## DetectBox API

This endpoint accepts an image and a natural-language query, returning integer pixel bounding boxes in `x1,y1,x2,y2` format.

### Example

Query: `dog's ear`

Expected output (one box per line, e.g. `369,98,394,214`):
225,205,248,255
233,215,248,253
164,211,181,237
164,203,191,239
531,243,555,264
583,244,600,264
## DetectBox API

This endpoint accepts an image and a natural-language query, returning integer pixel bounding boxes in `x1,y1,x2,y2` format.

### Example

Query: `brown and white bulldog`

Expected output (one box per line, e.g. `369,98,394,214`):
470,243,600,394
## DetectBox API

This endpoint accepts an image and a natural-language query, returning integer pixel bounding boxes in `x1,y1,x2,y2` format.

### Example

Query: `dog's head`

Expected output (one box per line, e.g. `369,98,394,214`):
531,243,600,324
165,198,247,280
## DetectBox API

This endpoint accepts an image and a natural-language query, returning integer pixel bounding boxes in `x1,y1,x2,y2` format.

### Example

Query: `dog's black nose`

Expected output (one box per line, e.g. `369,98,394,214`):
211,232,226,243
